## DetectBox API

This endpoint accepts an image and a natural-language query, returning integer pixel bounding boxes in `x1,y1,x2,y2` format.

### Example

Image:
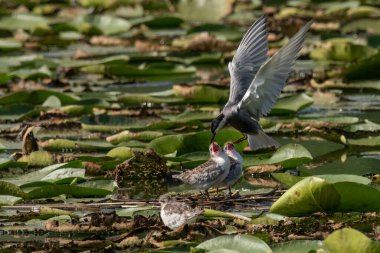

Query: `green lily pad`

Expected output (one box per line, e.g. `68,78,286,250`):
10,65,52,80
334,182,380,212
348,136,380,147
270,177,340,216
41,168,85,181
104,62,196,77
18,151,54,167
268,144,313,168
324,228,380,253
106,130,164,145
148,129,245,156
42,95,61,108
27,184,111,199
0,90,78,105
0,104,37,121
344,51,380,80
270,94,313,115
345,120,380,133
272,240,325,253
106,146,133,160
117,206,159,218
41,139,114,152
272,173,371,188
196,235,272,253
173,84,228,103
0,195,23,206
177,0,234,23
0,40,22,51
343,18,380,35
310,38,375,62
0,181,27,198
0,14,49,31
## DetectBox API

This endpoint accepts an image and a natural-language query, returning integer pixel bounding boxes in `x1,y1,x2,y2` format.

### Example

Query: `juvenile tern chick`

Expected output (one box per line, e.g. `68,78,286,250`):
158,194,203,230
172,142,230,196
217,142,243,194
210,16,312,150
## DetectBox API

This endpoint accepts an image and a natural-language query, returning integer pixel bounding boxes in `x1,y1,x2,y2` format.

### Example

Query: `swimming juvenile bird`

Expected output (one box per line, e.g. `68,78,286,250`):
216,142,243,194
210,16,312,150
158,194,203,230
172,142,230,196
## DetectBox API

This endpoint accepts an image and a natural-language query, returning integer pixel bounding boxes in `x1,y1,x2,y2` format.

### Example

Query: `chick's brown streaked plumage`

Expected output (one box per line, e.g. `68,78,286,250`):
216,142,243,194
172,142,230,193
159,194,203,230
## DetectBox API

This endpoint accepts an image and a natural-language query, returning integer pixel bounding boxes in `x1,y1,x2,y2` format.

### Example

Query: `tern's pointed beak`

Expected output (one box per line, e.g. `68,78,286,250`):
210,133,216,143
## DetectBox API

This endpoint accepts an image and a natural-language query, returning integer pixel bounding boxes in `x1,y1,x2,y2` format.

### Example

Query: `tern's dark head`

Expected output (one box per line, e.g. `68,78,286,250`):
210,113,225,143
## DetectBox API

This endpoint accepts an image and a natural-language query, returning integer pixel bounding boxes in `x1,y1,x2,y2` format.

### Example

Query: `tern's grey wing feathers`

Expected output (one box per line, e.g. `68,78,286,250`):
238,21,312,118
226,16,269,106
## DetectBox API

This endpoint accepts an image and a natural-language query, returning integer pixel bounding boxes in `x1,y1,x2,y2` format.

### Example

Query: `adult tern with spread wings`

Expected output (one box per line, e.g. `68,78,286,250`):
210,17,312,150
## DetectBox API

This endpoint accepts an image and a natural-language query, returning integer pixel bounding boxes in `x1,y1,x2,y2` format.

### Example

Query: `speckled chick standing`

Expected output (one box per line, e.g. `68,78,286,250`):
216,142,243,194
172,142,230,195
158,194,203,230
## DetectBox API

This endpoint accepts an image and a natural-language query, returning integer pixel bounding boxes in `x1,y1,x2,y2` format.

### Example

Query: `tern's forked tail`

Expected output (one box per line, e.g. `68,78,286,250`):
247,130,279,151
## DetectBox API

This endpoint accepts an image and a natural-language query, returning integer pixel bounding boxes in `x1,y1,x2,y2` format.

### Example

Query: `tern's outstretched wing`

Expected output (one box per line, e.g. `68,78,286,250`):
238,21,312,119
225,16,269,106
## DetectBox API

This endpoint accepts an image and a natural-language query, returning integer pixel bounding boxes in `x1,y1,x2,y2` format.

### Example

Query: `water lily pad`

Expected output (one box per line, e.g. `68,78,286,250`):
344,51,380,80
196,235,272,253
0,40,22,51
117,206,159,218
0,104,37,121
268,144,313,168
348,136,380,147
10,65,52,80
270,177,340,216
333,182,380,212
177,0,234,23
0,90,78,105
41,139,114,152
18,151,54,167
270,94,313,115
272,173,371,188
310,38,375,61
345,120,380,133
148,129,245,156
343,18,380,35
0,14,49,31
324,228,380,253
104,62,196,77
41,168,85,181
106,130,164,145
27,184,111,199
0,181,27,198
106,146,133,160
173,84,228,103
272,240,325,253
42,95,61,108
0,195,23,206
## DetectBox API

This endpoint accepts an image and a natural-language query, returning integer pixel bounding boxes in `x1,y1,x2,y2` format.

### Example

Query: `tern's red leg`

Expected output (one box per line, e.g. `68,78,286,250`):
233,134,247,144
